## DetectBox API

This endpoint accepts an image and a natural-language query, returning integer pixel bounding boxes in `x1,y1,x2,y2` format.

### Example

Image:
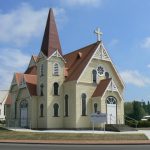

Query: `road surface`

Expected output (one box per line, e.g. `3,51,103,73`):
0,143,150,150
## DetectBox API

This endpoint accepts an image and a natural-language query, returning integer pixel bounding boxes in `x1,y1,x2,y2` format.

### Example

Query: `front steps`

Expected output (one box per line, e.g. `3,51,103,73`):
105,124,138,132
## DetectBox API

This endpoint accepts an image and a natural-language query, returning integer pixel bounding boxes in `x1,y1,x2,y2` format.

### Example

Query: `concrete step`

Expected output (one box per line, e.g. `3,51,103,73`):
105,124,137,132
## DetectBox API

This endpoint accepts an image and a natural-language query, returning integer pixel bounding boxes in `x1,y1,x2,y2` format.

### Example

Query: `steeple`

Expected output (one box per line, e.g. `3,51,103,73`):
41,8,62,57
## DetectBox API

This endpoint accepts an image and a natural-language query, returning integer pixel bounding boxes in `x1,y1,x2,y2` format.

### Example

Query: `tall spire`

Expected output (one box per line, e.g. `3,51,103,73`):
41,8,62,57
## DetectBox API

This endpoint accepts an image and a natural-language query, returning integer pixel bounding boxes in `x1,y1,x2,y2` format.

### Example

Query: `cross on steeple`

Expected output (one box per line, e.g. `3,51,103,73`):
94,28,103,41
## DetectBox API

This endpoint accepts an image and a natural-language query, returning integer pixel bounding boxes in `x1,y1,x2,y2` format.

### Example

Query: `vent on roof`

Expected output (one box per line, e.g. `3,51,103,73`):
77,52,82,59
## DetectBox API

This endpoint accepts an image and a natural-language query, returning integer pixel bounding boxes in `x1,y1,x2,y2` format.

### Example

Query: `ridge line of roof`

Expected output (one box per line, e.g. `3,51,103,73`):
63,41,100,57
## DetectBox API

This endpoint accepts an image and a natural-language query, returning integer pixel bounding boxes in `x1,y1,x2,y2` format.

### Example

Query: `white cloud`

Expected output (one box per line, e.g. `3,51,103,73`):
61,0,102,7
0,3,66,46
120,70,150,87
141,37,150,49
0,48,30,89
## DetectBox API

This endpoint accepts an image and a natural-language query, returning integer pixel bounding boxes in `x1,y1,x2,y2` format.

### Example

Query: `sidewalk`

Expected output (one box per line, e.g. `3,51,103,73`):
6,128,150,139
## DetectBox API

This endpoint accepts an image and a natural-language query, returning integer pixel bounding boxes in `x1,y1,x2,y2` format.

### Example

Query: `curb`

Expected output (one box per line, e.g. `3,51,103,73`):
0,140,150,145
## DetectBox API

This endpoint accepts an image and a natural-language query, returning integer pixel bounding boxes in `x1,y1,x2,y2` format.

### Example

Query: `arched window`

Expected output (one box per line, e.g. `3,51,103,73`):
54,82,59,95
81,93,86,116
40,104,44,117
53,103,59,117
65,95,69,117
106,96,117,104
105,72,109,79
53,63,59,76
92,70,97,83
40,84,44,96
40,64,44,76
94,103,98,113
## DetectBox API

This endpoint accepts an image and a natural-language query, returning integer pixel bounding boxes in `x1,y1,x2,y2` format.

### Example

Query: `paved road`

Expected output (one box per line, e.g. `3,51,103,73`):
0,143,150,150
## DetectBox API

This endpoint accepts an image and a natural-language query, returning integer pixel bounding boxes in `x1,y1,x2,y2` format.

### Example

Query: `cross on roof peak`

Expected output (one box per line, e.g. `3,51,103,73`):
94,27,103,41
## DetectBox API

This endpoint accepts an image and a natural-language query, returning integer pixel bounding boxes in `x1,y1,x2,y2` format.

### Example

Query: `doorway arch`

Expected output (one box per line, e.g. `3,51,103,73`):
20,100,28,128
106,96,117,124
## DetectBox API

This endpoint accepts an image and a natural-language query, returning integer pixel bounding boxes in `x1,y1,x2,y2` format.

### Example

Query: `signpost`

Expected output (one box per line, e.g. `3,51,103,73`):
90,111,107,133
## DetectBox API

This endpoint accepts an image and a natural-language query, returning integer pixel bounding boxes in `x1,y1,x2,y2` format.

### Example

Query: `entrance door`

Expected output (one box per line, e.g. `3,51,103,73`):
106,96,117,124
20,100,28,128
20,107,27,127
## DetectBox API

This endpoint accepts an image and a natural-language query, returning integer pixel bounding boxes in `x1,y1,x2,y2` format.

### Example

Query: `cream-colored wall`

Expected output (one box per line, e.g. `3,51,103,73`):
37,55,66,128
7,84,18,124
31,96,38,129
37,56,48,128
79,58,124,95
75,83,96,128
46,56,65,128
63,81,76,128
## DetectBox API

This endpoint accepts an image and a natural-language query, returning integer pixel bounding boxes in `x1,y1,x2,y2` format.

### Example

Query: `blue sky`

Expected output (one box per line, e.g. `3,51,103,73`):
0,0,150,102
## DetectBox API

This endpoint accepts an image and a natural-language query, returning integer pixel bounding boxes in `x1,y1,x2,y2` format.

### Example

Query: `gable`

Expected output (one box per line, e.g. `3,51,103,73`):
93,44,110,61
47,50,66,63
77,42,124,89
11,74,17,85
102,79,124,101
28,56,37,68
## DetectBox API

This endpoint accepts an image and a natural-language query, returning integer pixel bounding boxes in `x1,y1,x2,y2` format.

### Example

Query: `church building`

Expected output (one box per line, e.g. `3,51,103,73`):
5,9,124,129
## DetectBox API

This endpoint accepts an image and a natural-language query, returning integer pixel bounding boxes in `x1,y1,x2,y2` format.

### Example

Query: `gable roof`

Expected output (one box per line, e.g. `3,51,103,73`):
0,90,8,104
5,93,13,105
32,55,38,62
15,73,23,85
92,78,111,98
24,74,37,96
64,41,100,81
41,8,62,57
24,66,37,75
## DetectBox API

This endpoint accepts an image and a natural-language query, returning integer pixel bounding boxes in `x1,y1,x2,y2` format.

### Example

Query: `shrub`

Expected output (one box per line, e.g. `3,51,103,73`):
138,120,150,128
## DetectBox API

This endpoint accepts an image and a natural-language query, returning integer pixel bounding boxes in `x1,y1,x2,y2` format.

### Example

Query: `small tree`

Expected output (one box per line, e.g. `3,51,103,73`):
132,101,146,120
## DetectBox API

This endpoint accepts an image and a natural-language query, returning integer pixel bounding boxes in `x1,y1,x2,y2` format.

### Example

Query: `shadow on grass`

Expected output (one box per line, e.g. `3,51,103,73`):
0,126,10,131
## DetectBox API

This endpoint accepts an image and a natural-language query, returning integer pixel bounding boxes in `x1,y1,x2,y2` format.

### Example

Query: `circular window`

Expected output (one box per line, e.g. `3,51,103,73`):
97,66,104,76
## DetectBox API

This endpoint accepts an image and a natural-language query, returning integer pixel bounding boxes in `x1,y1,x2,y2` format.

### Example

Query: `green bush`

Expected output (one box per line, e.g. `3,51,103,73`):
0,120,6,124
125,120,138,128
138,121,150,128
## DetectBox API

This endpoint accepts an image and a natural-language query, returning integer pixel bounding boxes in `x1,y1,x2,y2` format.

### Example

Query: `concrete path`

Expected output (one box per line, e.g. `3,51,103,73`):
6,127,150,139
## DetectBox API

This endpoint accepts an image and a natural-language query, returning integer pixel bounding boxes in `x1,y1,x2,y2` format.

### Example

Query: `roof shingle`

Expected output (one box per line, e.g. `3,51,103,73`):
24,74,37,96
92,78,111,98
64,41,100,81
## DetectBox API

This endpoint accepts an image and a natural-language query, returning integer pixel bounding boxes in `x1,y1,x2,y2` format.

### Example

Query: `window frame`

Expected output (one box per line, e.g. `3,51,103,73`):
53,103,59,117
64,95,69,117
81,93,87,116
92,69,97,83
40,104,44,117
40,64,44,77
53,63,59,76
53,82,59,96
40,84,44,96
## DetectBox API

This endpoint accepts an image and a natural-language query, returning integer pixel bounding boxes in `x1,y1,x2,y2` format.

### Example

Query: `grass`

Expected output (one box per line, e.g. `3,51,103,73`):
0,127,148,140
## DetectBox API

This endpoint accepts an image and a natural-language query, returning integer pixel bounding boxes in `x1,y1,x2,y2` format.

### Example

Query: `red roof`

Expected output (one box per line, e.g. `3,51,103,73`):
24,74,37,96
5,94,13,105
15,73,23,85
24,66,37,75
64,41,100,81
41,8,62,57
92,78,111,98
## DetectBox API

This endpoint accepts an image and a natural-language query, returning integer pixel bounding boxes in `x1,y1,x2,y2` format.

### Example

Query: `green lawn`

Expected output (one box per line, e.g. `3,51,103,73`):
0,127,148,140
